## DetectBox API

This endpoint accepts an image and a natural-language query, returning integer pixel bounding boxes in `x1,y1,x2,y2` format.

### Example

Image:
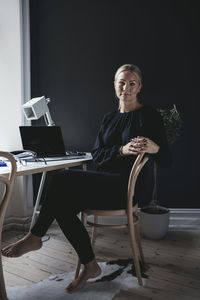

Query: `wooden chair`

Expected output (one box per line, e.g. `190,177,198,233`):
0,152,17,300
75,152,149,286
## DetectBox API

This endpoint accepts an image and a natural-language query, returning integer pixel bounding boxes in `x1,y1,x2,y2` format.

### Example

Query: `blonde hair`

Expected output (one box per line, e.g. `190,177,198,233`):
114,64,142,84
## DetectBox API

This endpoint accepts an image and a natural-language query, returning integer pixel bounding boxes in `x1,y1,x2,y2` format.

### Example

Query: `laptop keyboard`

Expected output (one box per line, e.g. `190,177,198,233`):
66,151,86,156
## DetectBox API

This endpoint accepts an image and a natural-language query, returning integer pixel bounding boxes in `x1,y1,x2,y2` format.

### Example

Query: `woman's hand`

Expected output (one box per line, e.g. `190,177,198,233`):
120,137,144,156
133,136,159,154
121,136,159,156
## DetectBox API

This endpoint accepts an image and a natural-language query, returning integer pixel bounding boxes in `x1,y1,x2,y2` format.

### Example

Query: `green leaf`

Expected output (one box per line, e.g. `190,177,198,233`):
157,104,183,144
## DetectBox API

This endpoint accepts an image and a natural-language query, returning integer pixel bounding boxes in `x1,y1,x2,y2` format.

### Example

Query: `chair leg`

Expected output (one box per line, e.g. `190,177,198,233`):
0,254,8,300
74,212,88,279
128,220,143,286
91,215,98,247
135,223,145,265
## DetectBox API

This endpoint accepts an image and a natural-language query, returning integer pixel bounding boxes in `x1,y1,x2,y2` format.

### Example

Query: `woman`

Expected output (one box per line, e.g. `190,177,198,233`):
2,64,171,293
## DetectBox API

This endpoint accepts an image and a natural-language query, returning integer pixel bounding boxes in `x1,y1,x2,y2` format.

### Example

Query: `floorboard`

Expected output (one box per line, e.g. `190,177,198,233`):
2,223,200,299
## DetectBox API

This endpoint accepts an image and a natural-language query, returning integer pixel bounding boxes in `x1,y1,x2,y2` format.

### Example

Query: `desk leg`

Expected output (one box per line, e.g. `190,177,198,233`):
77,163,87,223
82,163,87,171
30,171,47,230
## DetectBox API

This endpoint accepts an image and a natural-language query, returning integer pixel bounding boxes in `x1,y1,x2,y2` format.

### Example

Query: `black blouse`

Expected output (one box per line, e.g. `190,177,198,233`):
91,105,172,180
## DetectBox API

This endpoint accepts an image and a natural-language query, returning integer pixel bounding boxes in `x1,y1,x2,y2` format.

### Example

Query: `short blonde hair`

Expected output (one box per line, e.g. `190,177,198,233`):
114,64,142,84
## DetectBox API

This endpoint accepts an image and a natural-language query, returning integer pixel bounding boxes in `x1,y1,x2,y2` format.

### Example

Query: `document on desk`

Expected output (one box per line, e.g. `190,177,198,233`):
39,153,87,162
17,152,91,163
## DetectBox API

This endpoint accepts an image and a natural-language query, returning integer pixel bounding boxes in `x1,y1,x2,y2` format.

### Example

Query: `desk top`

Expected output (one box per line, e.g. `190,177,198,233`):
0,153,92,176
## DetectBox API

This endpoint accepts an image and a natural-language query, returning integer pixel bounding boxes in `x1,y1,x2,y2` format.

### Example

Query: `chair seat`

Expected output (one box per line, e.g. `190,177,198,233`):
84,208,139,229
84,208,126,216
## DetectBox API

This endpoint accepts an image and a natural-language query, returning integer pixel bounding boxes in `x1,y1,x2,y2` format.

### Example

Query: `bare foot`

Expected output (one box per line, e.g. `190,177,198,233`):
66,259,101,294
1,232,42,257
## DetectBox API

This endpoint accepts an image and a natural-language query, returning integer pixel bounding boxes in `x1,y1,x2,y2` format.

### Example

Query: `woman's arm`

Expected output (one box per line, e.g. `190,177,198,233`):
91,115,122,168
120,109,172,167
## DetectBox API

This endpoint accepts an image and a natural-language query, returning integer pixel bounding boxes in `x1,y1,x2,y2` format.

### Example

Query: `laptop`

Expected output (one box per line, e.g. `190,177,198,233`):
19,126,86,161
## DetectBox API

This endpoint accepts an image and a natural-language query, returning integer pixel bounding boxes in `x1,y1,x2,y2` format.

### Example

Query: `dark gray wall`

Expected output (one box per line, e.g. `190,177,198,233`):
30,0,200,208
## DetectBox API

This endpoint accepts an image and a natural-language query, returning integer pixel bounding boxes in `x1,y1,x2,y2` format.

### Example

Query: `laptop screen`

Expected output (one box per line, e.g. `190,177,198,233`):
19,126,66,157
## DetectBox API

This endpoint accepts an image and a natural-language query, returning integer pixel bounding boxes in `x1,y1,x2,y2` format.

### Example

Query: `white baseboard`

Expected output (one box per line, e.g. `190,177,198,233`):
3,209,200,232
88,208,200,230
169,208,200,230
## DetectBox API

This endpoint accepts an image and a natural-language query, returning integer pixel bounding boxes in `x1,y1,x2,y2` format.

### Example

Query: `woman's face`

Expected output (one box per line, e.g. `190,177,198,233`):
114,71,141,104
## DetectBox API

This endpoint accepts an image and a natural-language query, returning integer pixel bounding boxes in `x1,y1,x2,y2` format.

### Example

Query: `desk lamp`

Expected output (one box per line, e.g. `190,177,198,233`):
22,96,55,126
22,96,55,234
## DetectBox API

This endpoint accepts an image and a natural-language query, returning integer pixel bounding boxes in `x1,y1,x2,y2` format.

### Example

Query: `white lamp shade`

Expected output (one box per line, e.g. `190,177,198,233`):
22,96,49,120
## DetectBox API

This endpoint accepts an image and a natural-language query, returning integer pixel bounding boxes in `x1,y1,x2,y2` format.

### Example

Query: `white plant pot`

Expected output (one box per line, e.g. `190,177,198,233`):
140,206,170,239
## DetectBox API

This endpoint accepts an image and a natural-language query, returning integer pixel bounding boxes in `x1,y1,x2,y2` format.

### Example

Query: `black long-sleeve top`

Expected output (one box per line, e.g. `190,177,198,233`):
91,106,172,182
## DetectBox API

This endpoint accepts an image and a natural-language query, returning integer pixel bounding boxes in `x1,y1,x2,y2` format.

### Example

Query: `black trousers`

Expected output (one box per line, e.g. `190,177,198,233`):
31,169,127,265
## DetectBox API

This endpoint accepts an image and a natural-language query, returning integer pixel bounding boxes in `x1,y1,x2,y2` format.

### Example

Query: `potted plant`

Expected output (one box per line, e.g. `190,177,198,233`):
140,104,183,239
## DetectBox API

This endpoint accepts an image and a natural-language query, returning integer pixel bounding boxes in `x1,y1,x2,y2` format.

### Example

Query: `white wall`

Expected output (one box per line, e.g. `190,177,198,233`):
0,0,23,150
0,0,33,227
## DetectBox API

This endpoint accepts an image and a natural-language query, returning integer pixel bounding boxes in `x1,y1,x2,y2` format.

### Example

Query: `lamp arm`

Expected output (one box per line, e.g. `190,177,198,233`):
44,97,55,126
44,111,55,126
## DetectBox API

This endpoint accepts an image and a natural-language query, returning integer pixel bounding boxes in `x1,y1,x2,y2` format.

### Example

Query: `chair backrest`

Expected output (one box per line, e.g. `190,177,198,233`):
0,152,17,299
0,152,17,230
127,153,149,213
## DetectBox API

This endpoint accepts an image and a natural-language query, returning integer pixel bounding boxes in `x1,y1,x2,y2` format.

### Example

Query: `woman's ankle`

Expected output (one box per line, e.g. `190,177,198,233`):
29,232,42,240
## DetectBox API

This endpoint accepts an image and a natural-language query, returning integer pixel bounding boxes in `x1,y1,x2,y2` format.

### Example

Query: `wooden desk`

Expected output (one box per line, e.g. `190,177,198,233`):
0,153,92,228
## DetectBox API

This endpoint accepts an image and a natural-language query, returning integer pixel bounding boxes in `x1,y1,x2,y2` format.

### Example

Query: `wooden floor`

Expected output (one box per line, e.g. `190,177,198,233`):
2,223,200,299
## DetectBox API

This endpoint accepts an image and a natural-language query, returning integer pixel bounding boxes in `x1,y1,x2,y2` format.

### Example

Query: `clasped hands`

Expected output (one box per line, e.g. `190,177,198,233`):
121,136,159,156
